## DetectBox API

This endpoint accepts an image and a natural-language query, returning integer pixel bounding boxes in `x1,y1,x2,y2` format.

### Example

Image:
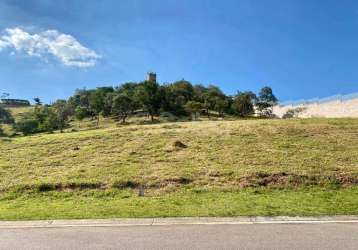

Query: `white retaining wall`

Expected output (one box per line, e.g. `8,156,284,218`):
273,98,358,118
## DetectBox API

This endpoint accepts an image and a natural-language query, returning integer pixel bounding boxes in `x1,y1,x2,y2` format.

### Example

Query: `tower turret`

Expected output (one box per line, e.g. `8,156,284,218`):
147,72,157,82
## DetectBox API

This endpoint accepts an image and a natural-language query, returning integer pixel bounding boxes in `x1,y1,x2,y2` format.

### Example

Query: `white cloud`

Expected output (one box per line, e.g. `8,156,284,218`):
0,39,10,50
0,27,100,68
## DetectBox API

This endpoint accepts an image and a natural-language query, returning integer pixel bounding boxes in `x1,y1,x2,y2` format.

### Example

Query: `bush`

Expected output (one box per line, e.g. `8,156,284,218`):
14,118,39,135
282,107,305,119
0,106,14,124
160,112,179,122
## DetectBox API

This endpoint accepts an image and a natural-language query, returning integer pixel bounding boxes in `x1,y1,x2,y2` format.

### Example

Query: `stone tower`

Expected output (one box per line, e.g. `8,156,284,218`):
147,72,157,82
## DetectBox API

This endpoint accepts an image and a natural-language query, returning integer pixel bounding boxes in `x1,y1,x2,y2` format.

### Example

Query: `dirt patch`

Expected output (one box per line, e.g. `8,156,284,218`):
9,182,107,193
238,172,358,188
150,177,193,188
173,140,187,148
239,172,298,188
165,140,188,152
112,180,140,189
7,177,194,195
334,172,358,185
36,182,105,192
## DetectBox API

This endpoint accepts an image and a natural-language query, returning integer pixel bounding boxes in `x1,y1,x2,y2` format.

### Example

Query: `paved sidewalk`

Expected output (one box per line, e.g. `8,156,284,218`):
0,215,357,228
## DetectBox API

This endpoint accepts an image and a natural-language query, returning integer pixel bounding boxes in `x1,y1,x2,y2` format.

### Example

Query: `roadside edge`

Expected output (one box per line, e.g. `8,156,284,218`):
0,216,358,229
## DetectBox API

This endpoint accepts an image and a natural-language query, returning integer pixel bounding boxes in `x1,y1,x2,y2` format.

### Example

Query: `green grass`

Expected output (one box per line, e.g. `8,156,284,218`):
1,187,357,220
0,118,358,219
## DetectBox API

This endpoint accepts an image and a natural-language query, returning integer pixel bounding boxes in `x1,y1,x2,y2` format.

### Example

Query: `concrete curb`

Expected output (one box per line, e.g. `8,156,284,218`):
0,216,358,229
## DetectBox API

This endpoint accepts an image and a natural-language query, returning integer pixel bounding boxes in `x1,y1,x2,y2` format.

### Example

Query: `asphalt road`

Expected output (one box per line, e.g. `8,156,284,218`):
0,223,357,250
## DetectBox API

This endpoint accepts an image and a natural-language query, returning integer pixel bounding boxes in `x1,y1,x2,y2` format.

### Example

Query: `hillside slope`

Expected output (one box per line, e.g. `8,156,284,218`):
0,119,358,219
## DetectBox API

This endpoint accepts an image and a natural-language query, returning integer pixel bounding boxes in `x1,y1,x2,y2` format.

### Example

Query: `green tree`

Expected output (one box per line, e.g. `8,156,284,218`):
137,80,162,122
0,106,13,137
14,117,39,135
69,89,91,109
103,93,114,117
68,88,94,123
112,93,136,123
0,106,14,124
33,97,42,106
202,85,227,117
88,92,102,125
256,87,278,117
214,98,229,117
52,100,73,132
34,106,58,133
232,92,256,117
162,80,194,116
74,106,89,127
184,101,203,120
88,87,114,126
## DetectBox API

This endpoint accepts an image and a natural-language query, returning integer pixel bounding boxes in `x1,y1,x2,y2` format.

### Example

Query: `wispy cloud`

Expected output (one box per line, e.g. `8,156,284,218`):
0,27,100,68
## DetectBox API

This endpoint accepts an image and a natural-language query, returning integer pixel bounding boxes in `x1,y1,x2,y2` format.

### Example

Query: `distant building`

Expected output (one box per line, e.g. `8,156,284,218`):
147,72,157,82
0,99,30,107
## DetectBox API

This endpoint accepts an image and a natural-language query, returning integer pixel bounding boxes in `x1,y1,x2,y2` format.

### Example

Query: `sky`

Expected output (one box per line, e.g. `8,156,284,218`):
1,0,358,103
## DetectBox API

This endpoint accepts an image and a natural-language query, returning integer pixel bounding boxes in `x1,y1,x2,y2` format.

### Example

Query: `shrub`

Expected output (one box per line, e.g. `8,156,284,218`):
14,118,39,135
282,107,306,119
160,112,179,122
0,106,14,124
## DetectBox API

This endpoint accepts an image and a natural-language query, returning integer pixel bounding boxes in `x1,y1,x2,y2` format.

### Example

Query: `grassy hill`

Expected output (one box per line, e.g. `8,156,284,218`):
0,118,358,219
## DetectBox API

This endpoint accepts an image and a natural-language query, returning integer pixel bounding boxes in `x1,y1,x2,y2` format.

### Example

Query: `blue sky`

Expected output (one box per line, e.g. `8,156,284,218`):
0,0,358,103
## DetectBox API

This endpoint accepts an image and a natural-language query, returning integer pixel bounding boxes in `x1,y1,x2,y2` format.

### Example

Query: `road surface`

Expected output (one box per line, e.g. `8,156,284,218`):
1,223,357,249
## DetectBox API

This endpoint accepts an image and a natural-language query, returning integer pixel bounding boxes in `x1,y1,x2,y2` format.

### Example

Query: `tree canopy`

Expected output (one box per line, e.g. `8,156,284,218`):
6,78,278,136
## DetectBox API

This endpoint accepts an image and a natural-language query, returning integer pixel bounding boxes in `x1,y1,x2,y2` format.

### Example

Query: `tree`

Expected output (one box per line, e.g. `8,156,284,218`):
0,106,14,124
0,106,13,137
52,100,73,132
69,89,91,109
282,107,306,119
112,93,136,123
88,87,114,126
202,85,227,117
33,106,58,133
103,93,114,117
88,91,102,125
68,88,94,122
75,106,89,125
184,101,203,120
214,98,229,117
14,117,39,135
137,80,162,122
256,87,277,117
232,92,256,117
162,80,194,116
33,97,42,106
